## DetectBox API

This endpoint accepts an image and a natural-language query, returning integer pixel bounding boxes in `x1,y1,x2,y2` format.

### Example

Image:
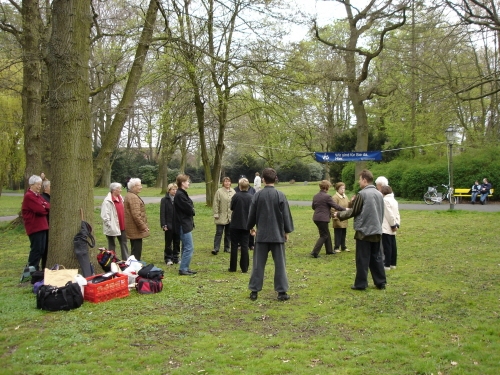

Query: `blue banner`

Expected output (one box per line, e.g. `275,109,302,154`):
315,151,382,162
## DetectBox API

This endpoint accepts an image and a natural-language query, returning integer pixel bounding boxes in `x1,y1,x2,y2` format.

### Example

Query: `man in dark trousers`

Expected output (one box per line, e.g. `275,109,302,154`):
228,178,253,273
334,169,387,290
247,168,294,301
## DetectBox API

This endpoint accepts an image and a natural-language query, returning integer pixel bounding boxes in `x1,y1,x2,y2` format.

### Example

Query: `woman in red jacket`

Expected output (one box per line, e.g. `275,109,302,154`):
22,175,50,270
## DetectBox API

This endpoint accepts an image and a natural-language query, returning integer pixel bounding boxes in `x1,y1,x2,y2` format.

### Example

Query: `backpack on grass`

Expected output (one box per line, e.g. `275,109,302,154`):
135,276,163,294
137,264,164,280
36,282,84,311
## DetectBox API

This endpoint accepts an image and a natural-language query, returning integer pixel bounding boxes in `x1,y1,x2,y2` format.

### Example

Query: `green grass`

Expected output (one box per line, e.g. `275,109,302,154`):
0,203,499,374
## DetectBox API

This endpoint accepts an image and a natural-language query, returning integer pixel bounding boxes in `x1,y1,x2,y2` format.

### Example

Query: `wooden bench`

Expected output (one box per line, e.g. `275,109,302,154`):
454,188,494,203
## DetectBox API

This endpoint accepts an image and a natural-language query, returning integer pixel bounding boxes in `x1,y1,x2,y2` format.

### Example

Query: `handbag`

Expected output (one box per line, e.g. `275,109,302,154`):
36,282,84,311
96,248,119,272
44,266,78,287
135,276,163,294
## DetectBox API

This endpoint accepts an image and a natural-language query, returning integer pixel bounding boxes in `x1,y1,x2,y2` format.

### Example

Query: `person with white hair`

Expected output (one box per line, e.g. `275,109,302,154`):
101,182,129,260
22,175,50,270
124,178,149,260
375,176,389,192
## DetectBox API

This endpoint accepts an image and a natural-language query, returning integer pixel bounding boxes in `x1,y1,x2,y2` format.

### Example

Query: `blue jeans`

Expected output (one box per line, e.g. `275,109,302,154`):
179,227,194,271
471,191,479,202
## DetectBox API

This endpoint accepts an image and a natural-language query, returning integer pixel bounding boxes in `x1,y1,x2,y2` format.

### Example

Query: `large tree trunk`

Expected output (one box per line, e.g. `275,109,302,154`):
46,0,94,271
350,87,369,177
21,0,43,189
93,0,158,186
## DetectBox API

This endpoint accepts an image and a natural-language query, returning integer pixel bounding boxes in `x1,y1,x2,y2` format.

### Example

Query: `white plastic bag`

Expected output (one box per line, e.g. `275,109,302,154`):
75,274,88,297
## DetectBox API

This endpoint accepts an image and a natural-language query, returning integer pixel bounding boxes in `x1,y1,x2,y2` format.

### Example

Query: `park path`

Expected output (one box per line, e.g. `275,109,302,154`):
1,193,499,222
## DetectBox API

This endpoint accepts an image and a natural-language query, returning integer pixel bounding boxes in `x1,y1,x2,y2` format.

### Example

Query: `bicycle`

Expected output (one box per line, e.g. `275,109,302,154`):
424,184,457,205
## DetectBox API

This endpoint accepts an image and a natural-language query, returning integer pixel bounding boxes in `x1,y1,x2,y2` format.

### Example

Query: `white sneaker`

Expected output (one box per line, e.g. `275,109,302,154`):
166,261,173,266
390,266,396,269
384,267,391,271
344,248,350,252
334,249,341,253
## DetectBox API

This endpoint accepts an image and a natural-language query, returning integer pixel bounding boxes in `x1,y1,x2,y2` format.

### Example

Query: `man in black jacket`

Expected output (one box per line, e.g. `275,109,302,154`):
247,168,294,301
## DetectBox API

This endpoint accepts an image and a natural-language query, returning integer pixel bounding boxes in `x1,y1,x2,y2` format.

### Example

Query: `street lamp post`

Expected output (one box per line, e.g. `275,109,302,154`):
445,126,456,210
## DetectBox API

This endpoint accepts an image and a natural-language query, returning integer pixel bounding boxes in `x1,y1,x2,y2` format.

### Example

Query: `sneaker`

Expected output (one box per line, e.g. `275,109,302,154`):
384,267,391,271
249,291,258,301
211,250,218,255
334,249,341,253
390,266,396,270
277,292,290,301
166,260,173,266
344,248,350,252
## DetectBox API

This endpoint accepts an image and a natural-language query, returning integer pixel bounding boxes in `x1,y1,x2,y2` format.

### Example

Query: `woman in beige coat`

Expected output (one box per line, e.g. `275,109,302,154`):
331,182,351,253
211,177,235,255
125,178,149,260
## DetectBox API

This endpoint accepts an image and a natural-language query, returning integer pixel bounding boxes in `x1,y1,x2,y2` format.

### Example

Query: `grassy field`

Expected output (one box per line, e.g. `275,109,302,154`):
0,200,499,375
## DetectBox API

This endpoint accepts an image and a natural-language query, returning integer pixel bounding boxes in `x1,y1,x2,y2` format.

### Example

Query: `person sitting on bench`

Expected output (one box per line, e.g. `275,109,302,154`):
470,180,481,204
479,178,492,205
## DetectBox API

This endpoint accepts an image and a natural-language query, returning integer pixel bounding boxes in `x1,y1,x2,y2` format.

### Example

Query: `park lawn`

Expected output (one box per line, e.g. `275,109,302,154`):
0,203,499,375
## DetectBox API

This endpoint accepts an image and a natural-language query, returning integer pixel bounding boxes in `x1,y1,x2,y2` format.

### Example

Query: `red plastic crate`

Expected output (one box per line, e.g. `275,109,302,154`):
84,273,129,303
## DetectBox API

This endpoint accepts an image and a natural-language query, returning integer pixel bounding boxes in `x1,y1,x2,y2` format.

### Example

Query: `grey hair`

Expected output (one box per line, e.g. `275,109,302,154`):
29,175,42,185
42,180,50,189
375,176,389,186
127,178,141,191
109,182,122,192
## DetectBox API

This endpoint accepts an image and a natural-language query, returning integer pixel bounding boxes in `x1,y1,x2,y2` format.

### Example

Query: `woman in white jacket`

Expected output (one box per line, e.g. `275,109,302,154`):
101,182,129,260
381,185,400,271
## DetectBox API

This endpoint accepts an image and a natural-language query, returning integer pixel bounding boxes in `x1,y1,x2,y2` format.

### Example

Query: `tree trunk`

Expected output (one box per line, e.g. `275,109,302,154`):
21,0,43,189
93,0,158,185
350,87,369,177
46,0,94,271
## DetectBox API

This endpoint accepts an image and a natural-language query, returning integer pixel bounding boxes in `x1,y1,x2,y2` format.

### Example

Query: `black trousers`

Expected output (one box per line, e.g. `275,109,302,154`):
334,228,347,250
382,233,398,267
229,228,250,272
312,221,333,255
106,230,129,260
354,239,387,289
28,230,48,271
130,238,143,261
164,229,181,263
214,223,230,252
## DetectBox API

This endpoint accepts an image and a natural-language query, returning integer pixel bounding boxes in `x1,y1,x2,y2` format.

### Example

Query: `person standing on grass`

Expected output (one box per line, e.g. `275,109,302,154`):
160,183,180,266
174,174,197,276
331,182,351,253
22,175,50,271
228,178,253,273
310,180,346,258
211,177,235,255
381,185,400,271
101,182,129,260
247,167,294,301
254,172,261,192
124,178,149,261
333,169,387,291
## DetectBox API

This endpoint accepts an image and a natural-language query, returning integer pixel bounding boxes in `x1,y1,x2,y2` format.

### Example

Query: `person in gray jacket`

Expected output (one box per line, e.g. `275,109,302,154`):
334,170,386,290
247,168,294,301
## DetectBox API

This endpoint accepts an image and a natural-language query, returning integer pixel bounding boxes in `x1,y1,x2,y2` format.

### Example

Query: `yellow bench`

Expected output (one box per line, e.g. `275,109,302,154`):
454,188,494,203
